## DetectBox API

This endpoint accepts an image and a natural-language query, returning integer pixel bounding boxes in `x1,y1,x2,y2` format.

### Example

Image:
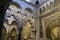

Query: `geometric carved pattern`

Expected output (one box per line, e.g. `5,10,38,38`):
3,2,35,40
4,4,20,34
21,17,35,40
46,19,60,39
41,9,60,40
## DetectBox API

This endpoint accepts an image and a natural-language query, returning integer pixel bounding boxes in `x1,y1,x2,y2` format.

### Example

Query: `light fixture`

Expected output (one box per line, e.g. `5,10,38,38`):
25,0,30,2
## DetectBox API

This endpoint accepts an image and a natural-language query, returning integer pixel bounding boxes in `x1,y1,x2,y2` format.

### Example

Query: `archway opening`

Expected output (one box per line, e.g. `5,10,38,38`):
35,0,39,5
46,19,60,40
51,27,60,40
9,28,18,40
1,27,7,40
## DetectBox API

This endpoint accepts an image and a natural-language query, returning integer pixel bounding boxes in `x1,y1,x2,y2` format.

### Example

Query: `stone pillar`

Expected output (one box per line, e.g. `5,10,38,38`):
35,8,40,40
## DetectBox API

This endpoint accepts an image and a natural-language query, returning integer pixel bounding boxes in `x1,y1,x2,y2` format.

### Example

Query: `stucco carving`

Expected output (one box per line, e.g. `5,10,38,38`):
21,18,35,40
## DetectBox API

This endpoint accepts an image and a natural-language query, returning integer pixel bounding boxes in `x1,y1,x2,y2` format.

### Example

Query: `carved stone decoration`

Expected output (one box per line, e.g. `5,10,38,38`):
4,15,18,33
21,20,32,40
1,28,18,40
51,27,60,40
46,19,60,40
4,3,22,34
25,8,33,18
8,28,18,40
21,17,35,40
3,4,19,40
1,28,7,40
40,0,55,10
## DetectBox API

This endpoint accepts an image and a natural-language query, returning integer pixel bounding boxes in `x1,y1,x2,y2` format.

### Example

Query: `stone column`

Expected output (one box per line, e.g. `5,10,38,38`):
35,8,40,40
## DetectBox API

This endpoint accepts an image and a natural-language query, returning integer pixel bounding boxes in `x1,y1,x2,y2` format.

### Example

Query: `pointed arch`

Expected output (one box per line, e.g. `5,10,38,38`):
1,27,7,40
46,19,60,39
25,8,33,13
9,28,18,40
10,1,22,9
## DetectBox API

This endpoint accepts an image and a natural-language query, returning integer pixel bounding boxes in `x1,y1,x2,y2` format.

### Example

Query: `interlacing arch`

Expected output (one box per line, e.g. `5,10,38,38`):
21,17,35,40
1,27,7,40
25,8,33,13
9,1,22,9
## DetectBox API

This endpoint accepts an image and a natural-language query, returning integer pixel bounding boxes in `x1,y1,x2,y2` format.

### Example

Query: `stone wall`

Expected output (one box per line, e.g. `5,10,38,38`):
39,0,60,40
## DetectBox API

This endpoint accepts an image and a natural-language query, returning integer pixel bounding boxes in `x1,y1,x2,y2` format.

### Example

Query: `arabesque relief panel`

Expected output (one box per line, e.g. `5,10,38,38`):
41,11,60,40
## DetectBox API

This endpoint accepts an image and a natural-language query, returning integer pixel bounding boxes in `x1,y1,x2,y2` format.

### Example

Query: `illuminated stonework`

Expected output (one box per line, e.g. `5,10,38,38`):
2,0,60,40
